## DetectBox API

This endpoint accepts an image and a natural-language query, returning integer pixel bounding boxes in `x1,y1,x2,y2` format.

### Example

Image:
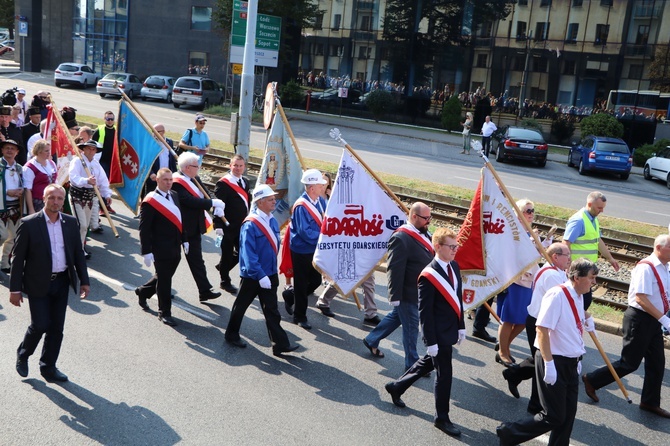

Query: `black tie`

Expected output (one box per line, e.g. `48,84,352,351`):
238,179,244,188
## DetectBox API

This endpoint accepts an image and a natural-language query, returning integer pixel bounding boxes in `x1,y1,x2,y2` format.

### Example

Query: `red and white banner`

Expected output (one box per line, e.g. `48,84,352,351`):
313,148,405,296
44,106,75,185
455,166,541,311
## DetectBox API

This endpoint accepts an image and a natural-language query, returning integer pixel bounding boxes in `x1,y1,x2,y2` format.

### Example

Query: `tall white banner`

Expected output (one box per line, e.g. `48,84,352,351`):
313,149,406,296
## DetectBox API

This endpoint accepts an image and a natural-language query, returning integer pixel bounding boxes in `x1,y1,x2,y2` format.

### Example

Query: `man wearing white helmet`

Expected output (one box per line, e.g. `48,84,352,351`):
287,168,327,330
225,184,299,356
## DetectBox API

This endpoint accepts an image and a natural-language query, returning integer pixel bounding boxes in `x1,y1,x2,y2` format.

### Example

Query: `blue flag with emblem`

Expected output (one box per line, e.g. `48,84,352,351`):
114,99,164,214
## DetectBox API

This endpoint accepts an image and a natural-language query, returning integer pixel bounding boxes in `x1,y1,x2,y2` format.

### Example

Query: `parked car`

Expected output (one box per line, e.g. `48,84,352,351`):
494,126,548,167
568,135,632,180
172,76,223,110
97,72,143,99
643,146,670,188
54,63,99,89
141,75,176,103
311,88,362,108
0,43,14,57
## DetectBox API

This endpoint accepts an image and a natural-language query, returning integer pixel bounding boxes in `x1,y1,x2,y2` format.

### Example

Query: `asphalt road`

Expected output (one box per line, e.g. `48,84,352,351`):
1,72,669,227
1,201,669,445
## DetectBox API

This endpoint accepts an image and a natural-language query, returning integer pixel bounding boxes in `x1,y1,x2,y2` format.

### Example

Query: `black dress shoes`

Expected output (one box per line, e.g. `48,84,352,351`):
41,367,68,382
225,337,248,349
272,344,299,357
293,318,312,330
384,382,406,408
282,287,295,315
472,329,497,343
158,315,177,326
434,420,461,437
199,290,222,302
220,282,238,295
135,288,149,310
363,315,381,325
317,305,335,317
502,368,520,399
16,355,28,378
496,423,513,446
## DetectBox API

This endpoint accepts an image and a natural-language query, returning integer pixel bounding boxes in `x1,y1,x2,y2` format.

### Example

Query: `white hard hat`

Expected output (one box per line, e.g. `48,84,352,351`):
301,168,327,185
252,184,278,203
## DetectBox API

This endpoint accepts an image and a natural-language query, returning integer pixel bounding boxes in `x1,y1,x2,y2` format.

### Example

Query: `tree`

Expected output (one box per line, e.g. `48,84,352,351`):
365,90,395,122
0,0,14,40
441,95,462,131
579,113,624,139
648,43,670,92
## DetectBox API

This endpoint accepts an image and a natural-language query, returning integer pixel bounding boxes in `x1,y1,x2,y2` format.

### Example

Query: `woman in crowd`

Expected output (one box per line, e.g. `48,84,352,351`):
23,139,57,214
460,112,473,154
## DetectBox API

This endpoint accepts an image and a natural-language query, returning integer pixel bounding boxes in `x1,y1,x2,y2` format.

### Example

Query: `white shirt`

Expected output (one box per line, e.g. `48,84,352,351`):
628,254,670,314
435,256,458,290
2,159,21,201
45,211,67,273
535,281,586,358
158,146,170,169
527,265,568,318
68,156,113,198
481,120,497,137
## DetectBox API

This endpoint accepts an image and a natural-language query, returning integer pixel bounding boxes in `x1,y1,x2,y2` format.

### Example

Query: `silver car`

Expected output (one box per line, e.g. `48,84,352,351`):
97,72,143,99
141,75,176,103
172,76,223,110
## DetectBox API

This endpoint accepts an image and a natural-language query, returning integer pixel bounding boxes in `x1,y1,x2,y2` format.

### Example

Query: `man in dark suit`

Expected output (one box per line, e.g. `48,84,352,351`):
10,184,90,382
363,202,434,370
384,227,465,437
141,123,178,199
213,154,251,294
172,152,222,302
136,168,184,326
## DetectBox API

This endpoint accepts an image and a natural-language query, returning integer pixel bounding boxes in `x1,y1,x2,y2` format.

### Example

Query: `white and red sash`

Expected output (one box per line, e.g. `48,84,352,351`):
143,191,182,233
638,259,670,313
244,213,279,254
559,285,583,336
532,265,558,291
293,196,323,226
419,266,461,318
396,224,434,254
220,174,249,212
173,173,214,231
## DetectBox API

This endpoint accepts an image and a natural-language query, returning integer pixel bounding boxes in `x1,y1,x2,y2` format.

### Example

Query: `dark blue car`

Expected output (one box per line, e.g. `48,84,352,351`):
568,135,632,180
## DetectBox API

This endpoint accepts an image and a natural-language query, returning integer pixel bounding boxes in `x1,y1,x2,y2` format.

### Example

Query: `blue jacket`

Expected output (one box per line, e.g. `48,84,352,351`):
239,212,280,280
289,192,326,254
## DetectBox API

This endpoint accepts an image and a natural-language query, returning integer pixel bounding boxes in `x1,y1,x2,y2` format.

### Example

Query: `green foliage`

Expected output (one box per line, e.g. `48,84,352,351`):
550,116,575,144
520,118,542,132
0,0,13,35
579,113,624,138
634,138,670,167
213,0,320,34
441,95,462,131
365,90,395,122
279,81,304,108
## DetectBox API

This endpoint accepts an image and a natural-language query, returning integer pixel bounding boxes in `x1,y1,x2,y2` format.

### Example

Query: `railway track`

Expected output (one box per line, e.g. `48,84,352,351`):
200,152,649,310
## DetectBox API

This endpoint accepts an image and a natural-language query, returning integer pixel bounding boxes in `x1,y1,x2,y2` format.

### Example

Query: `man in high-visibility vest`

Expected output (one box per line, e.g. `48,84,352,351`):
563,191,620,310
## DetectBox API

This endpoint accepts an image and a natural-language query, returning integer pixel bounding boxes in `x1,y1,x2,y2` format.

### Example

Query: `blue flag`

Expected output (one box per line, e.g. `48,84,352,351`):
114,100,164,214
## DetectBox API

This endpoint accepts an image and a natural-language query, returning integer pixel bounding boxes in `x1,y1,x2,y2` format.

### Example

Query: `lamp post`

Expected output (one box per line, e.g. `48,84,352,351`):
518,30,533,118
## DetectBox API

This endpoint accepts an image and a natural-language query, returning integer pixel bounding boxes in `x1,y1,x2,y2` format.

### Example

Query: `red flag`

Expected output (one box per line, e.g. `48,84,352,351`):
455,175,485,272
45,106,75,159
108,133,123,186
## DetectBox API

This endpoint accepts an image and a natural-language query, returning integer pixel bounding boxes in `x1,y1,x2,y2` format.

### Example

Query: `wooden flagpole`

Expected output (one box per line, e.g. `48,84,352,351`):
48,95,119,238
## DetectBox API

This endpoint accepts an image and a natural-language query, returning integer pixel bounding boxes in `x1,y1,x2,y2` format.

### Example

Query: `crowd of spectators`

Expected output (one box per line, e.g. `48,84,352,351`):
188,65,209,76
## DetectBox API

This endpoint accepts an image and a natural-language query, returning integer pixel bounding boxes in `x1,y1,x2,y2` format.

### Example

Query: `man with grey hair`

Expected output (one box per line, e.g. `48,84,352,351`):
481,115,497,157
582,234,670,418
564,191,619,310
497,258,598,446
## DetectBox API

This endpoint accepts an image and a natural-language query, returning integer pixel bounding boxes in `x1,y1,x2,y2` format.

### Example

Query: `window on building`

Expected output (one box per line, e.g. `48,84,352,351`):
330,45,339,57
518,0,528,5
191,7,212,31
629,64,643,79
595,24,609,45
332,14,341,31
479,22,492,38
540,0,551,6
189,51,209,71
636,25,649,45
358,46,371,59
601,0,613,6
516,21,527,40
535,22,549,41
563,59,576,75
533,57,548,72
530,87,546,101
572,0,583,6
512,55,525,71
558,91,572,104
356,72,365,80
566,23,578,43
360,16,372,31
380,47,391,60
477,54,488,68
316,43,324,55
314,13,323,30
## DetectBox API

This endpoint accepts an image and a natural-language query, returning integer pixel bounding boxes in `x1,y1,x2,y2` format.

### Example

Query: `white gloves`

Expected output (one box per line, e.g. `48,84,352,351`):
213,207,224,218
577,360,582,375
389,300,400,307
183,242,189,255
211,199,225,209
426,344,439,357
143,253,154,267
457,329,466,345
543,359,557,385
659,315,670,332
584,316,596,333
259,276,271,289
215,228,224,237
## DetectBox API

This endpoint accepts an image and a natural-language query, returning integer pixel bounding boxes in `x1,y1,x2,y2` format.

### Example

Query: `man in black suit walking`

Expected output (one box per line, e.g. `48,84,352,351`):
384,227,465,437
136,168,185,326
10,184,90,382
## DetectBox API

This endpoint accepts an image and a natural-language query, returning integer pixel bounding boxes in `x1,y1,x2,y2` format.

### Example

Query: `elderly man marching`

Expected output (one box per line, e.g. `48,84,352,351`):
0,139,24,273
68,140,112,259
225,185,299,357
582,234,670,418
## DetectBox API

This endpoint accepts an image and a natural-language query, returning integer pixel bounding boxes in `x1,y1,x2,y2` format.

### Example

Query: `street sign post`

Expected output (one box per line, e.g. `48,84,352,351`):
230,1,281,68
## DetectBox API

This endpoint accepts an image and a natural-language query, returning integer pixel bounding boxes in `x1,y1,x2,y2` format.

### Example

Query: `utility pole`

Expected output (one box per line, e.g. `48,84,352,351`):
237,0,258,161
518,30,532,118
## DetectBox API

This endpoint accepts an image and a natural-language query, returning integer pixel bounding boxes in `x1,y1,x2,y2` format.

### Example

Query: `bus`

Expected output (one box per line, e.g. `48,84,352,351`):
606,90,670,120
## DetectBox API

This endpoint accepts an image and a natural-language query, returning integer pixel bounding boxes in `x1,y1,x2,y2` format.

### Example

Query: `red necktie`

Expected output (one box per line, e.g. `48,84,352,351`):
447,264,454,287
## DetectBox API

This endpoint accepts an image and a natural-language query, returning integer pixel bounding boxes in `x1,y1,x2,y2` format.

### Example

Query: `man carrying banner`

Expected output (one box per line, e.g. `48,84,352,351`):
363,202,433,370
225,185,299,356
142,123,177,198
0,139,24,273
502,242,570,412
68,140,112,259
172,152,223,303
384,228,465,437
136,168,184,326
582,234,670,418
496,259,598,446
289,168,328,330
214,154,251,294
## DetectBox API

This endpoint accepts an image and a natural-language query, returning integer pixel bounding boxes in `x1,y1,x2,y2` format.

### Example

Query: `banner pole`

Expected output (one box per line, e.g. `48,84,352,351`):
275,101,306,169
